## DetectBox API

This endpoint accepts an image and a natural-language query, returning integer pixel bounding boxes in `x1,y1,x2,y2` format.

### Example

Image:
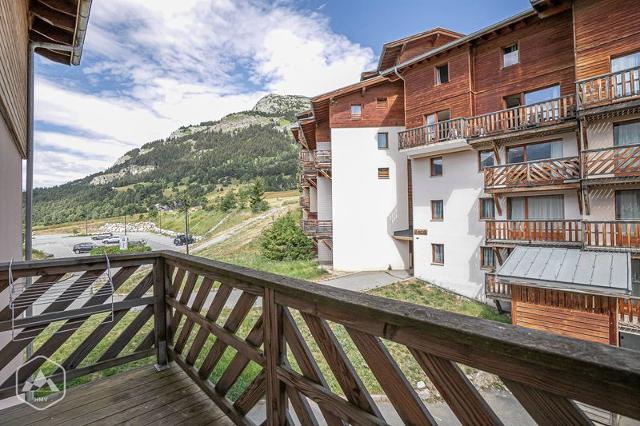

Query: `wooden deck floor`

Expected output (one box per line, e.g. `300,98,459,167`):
0,365,232,425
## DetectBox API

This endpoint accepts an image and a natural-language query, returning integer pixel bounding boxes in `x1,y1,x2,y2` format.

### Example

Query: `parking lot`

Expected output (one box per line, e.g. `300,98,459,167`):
33,232,186,258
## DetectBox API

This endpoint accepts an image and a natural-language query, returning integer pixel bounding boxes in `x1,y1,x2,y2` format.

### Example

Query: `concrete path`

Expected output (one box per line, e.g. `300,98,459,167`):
318,270,411,291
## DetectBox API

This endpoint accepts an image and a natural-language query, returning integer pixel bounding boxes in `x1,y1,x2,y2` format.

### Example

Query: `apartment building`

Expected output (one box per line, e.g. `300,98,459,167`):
294,0,640,343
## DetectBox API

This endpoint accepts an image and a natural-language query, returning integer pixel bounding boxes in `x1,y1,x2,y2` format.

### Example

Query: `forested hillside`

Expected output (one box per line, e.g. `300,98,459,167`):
32,94,310,225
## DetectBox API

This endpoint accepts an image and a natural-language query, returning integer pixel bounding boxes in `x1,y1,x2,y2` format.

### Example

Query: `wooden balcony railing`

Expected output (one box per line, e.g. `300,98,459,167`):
486,220,582,244
301,219,332,237
583,143,640,179
315,150,331,170
584,221,640,249
619,296,640,331
398,118,466,150
484,156,580,189
577,66,640,108
485,273,512,300
466,95,576,139
0,253,639,424
299,195,310,210
299,149,314,166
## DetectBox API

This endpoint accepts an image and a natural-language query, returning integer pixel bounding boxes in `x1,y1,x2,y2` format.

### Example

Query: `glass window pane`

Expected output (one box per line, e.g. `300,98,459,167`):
479,150,495,169
524,85,560,105
432,200,443,220
526,141,563,161
480,198,495,219
508,197,526,220
504,95,521,109
614,121,640,146
436,65,449,84
431,157,443,176
527,195,564,220
433,244,444,264
437,110,450,121
612,52,640,72
351,104,362,116
482,247,495,268
507,146,525,163
377,133,388,149
503,44,519,67
616,190,640,219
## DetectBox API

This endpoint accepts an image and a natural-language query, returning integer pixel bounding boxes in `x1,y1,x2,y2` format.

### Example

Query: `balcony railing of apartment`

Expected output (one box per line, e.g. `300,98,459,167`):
299,195,310,210
582,143,640,179
577,66,640,108
398,118,466,150
301,219,332,237
1,252,639,425
584,221,640,250
484,272,512,300
466,95,576,139
299,149,315,166
486,220,582,244
484,156,580,190
315,150,331,170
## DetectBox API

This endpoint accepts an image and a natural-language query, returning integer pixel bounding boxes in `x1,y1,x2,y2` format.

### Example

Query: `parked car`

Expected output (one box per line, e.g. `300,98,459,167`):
73,242,96,254
91,233,113,241
102,236,121,245
173,234,195,246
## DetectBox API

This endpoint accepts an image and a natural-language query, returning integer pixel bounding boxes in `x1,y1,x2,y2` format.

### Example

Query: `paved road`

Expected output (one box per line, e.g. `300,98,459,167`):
33,232,185,258
319,270,412,291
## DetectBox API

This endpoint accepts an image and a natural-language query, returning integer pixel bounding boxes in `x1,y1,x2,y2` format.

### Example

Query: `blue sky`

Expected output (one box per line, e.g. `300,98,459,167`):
33,0,531,188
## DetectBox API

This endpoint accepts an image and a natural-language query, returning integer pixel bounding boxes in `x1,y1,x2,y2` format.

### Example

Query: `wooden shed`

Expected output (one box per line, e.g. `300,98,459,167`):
496,247,636,346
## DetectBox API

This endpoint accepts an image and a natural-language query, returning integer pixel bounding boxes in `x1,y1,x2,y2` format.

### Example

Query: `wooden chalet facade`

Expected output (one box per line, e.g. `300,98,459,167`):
294,0,640,351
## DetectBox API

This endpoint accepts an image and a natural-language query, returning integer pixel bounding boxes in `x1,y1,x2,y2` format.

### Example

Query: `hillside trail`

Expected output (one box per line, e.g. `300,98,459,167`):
193,205,289,253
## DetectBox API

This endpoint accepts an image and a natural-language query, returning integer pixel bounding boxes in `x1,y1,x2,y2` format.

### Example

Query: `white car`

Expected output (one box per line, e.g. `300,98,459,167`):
102,236,121,245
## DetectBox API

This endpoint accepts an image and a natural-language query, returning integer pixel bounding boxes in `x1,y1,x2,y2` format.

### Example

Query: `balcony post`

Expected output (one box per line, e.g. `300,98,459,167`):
264,288,286,425
153,255,170,370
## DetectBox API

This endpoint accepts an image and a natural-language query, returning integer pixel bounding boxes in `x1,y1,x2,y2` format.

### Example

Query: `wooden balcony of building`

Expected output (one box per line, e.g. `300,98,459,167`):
315,150,331,172
485,272,512,301
466,95,577,144
301,219,332,238
485,220,582,246
583,221,640,251
398,118,467,152
0,252,639,425
577,66,640,117
298,149,315,168
299,194,310,210
582,144,640,185
483,156,580,193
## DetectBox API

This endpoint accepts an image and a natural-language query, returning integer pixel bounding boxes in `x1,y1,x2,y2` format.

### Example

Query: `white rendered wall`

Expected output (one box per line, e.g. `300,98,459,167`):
331,127,409,271
316,176,332,221
411,150,486,299
309,186,317,213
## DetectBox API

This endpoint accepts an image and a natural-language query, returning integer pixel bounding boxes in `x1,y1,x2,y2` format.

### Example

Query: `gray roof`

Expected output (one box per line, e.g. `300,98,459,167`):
496,246,632,295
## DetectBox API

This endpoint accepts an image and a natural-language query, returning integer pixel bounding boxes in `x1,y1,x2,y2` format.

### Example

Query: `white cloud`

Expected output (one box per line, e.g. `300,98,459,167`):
33,0,375,187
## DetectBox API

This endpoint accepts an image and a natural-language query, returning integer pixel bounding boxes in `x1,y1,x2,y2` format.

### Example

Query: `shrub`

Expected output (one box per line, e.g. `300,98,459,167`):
90,244,152,256
259,213,314,261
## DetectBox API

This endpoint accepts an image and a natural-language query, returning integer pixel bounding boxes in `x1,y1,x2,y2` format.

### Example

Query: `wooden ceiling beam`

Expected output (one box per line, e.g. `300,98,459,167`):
30,19,74,45
36,0,78,17
30,1,77,32
34,47,71,64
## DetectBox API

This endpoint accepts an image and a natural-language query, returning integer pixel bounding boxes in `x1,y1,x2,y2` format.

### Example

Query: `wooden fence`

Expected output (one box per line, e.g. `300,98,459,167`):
486,220,582,244
0,252,639,425
577,66,640,108
484,156,580,189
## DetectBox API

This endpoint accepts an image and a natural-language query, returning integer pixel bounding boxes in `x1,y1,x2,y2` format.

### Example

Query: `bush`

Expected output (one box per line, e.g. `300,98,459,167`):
259,213,314,261
90,244,152,256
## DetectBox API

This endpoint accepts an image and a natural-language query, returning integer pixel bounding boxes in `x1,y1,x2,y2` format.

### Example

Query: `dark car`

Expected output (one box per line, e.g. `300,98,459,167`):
91,233,113,241
73,242,96,254
173,234,195,246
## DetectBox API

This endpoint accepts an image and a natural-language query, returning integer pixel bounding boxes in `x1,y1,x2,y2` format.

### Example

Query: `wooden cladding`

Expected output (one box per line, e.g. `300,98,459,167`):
577,66,640,108
0,0,29,157
583,144,640,178
330,80,404,128
512,286,616,345
484,156,580,190
486,220,582,244
301,219,332,237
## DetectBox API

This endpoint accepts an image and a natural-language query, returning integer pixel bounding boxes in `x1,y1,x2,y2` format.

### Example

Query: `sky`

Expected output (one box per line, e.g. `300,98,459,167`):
33,0,531,188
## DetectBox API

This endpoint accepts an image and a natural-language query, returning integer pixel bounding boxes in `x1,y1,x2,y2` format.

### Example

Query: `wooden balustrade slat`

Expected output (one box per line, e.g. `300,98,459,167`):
301,312,383,419
264,288,286,426
282,309,343,426
174,277,214,354
98,304,155,362
234,372,266,416
346,328,436,425
502,379,591,425
185,283,232,365
168,270,198,343
410,348,503,426
286,378,319,426
277,366,388,426
215,316,264,395
197,291,259,378
0,273,65,321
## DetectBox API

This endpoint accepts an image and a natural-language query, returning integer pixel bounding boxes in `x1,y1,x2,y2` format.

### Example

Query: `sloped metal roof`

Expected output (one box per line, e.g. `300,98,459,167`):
497,246,632,295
